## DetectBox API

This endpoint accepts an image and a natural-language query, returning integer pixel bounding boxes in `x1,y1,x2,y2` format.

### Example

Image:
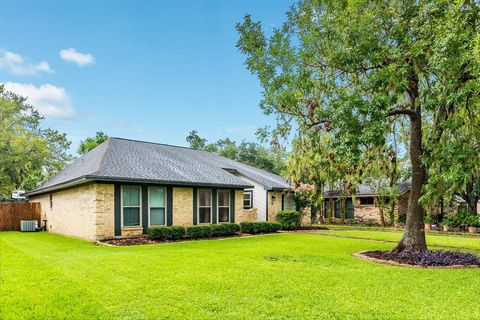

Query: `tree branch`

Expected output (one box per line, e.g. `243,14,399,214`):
387,109,417,119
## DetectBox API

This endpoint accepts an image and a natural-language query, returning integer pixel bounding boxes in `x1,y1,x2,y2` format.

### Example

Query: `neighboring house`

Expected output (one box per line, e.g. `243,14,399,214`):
26,138,293,241
322,182,411,224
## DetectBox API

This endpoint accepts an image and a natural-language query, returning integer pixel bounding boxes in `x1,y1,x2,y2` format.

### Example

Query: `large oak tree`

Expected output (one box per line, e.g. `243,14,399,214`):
237,0,480,252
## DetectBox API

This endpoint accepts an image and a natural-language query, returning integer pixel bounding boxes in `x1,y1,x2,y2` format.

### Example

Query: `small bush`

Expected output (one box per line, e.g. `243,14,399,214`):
211,224,228,237
170,226,187,240
276,210,301,230
424,214,434,224
210,223,241,237
147,226,186,241
240,222,256,234
240,221,281,234
186,225,213,239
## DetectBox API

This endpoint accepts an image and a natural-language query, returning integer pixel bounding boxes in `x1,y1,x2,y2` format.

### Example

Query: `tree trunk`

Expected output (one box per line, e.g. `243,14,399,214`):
466,196,479,215
393,113,427,252
375,196,385,227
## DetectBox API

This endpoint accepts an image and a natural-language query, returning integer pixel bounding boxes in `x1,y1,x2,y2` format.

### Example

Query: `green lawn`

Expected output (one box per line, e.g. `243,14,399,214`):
319,229,480,251
1,231,479,320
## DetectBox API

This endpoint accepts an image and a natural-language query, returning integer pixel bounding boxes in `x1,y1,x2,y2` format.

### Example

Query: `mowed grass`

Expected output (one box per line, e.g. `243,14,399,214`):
320,229,480,251
1,232,479,320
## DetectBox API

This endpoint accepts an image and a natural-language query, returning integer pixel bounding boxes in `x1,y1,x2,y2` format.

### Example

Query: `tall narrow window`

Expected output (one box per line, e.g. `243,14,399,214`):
217,190,230,223
243,191,252,209
149,187,166,226
198,189,212,224
122,186,141,227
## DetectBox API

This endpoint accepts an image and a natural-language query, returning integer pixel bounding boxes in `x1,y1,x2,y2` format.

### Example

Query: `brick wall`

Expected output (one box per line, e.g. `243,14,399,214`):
30,184,99,240
173,187,193,226
267,191,283,222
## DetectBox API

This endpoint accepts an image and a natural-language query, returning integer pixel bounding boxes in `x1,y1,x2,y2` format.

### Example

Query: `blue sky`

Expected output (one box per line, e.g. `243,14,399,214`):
0,0,293,152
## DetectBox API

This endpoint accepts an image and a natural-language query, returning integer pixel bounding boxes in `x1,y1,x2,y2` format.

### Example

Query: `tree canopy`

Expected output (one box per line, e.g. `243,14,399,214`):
237,0,480,252
185,130,287,175
77,131,109,155
0,85,71,197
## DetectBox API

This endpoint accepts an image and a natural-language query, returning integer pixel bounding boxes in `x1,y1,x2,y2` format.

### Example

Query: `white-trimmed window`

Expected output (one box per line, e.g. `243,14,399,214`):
217,190,230,223
243,191,252,209
122,186,141,227
149,186,166,226
198,189,212,224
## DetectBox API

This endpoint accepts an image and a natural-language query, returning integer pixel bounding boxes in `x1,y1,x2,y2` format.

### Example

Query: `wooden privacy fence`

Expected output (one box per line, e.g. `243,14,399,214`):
0,202,41,231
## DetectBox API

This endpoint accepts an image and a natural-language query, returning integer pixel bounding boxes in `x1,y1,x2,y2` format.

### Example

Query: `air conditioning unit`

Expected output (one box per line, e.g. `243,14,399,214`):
20,220,38,232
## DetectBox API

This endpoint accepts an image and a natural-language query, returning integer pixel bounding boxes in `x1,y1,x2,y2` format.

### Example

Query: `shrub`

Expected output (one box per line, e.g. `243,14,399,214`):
240,222,256,234
147,226,186,241
424,214,434,224
441,216,457,227
210,223,241,237
240,222,281,234
222,223,241,235
276,210,301,230
465,215,480,227
170,226,187,240
186,225,213,239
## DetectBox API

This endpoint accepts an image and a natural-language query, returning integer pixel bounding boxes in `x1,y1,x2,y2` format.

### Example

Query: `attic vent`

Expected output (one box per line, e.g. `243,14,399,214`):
223,168,239,174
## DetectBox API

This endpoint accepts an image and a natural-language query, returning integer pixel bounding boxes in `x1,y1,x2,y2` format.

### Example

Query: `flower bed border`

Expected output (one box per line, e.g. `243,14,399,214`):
354,251,480,269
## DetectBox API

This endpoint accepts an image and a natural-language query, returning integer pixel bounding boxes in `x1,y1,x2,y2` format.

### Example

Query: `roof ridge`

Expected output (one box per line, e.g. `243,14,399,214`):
110,136,205,151
90,138,112,175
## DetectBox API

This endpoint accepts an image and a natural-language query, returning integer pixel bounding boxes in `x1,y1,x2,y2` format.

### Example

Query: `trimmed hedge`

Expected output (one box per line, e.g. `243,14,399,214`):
211,223,241,237
240,221,281,234
276,210,301,230
186,225,213,239
147,226,186,241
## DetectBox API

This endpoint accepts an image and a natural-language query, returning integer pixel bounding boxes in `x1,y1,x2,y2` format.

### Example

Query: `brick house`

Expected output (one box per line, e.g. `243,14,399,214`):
26,138,294,241
322,183,411,224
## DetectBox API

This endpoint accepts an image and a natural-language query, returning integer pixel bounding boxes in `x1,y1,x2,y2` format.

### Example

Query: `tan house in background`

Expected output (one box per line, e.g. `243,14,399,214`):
322,183,411,224
26,138,293,241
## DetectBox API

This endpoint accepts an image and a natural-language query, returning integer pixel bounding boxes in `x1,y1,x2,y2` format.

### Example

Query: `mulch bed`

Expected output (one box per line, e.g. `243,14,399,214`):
359,250,480,268
100,233,255,246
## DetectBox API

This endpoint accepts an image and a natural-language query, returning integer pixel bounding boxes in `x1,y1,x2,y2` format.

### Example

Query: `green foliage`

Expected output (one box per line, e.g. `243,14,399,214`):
186,225,213,239
276,210,301,230
237,0,480,250
77,132,109,155
0,86,72,197
239,221,280,234
147,226,186,241
210,223,241,237
424,215,434,225
185,130,287,175
186,130,207,150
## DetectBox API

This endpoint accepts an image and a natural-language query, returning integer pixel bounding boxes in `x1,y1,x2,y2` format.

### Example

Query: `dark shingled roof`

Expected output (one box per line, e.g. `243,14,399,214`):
325,181,411,197
27,137,291,195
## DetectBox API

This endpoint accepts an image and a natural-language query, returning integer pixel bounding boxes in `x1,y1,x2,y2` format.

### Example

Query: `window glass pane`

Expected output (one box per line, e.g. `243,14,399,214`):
199,190,211,206
244,200,251,207
218,191,229,207
150,187,165,207
218,207,229,223
150,208,165,225
243,192,251,201
123,207,140,226
123,186,140,206
199,207,211,223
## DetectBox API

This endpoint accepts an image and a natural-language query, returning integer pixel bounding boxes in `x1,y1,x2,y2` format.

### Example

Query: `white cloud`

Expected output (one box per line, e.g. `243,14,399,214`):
0,50,52,75
3,82,75,119
59,48,95,66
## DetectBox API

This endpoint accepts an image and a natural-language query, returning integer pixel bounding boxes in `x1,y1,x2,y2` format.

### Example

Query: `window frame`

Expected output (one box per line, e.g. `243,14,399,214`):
148,186,167,226
121,185,142,228
217,190,230,223
197,189,212,224
359,197,375,206
243,190,253,209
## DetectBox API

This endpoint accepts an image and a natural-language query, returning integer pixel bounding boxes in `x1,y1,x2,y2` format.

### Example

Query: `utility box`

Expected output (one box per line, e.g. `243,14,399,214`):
20,220,38,232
